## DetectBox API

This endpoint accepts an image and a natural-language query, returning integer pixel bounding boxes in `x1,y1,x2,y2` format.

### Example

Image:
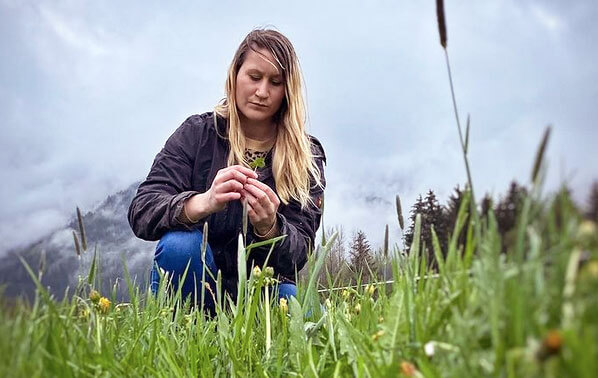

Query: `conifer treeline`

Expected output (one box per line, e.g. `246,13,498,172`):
305,180,598,287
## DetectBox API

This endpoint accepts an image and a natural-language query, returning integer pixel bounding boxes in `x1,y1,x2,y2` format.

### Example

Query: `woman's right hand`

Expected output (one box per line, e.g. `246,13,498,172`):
183,165,258,222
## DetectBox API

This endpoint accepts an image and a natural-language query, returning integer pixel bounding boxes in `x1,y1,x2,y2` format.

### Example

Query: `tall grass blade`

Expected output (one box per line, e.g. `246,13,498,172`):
465,114,470,154
383,224,389,259
87,247,97,286
236,233,246,309
242,200,248,244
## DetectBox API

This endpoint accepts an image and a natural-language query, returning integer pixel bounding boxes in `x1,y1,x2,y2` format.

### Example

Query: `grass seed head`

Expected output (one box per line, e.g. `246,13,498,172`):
435,0,447,48
531,126,551,184
396,195,405,230
72,231,81,257
76,206,87,251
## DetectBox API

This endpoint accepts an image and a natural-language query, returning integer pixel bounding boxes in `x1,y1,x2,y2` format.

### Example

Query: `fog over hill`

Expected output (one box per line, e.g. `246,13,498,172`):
0,182,156,301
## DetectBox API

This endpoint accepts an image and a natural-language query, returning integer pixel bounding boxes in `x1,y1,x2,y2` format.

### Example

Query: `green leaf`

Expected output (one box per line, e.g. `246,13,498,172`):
249,157,266,169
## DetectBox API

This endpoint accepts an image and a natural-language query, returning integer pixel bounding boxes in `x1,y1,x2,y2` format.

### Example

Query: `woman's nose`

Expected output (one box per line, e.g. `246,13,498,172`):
255,80,269,98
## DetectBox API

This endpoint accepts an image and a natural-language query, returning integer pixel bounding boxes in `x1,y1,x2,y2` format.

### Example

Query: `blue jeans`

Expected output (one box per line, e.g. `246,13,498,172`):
151,230,297,313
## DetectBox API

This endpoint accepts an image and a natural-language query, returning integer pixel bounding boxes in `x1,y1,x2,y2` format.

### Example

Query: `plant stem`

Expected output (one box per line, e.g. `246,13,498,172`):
265,285,271,359
444,49,476,205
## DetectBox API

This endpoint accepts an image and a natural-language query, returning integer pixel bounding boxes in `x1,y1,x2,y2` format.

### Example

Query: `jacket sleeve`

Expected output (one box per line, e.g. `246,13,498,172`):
252,137,327,279
127,115,205,241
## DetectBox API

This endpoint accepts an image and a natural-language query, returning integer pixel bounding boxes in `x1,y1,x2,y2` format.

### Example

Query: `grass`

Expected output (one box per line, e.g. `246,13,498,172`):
1,2,597,377
1,186,597,377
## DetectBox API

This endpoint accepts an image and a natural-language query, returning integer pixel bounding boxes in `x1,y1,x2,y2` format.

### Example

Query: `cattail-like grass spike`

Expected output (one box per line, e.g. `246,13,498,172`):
76,206,87,251
531,126,551,184
436,0,447,48
73,231,81,257
396,195,405,230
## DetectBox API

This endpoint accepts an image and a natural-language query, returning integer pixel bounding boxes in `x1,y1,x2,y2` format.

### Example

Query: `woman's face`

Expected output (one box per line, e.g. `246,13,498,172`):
235,47,286,126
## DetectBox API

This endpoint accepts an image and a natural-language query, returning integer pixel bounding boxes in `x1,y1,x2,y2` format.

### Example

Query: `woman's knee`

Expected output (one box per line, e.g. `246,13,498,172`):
155,230,205,274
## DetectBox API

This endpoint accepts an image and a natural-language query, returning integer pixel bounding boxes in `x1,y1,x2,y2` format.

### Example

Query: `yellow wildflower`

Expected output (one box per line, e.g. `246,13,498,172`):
279,297,288,315
98,297,111,314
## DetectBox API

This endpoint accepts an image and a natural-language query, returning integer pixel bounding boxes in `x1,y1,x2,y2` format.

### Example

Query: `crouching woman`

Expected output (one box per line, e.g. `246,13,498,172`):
127,29,326,313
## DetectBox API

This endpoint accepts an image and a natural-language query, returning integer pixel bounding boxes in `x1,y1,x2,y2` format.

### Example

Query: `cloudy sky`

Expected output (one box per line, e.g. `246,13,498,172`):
1,0,597,253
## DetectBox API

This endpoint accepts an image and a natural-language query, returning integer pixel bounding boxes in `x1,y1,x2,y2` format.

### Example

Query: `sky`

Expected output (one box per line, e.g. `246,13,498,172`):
1,0,597,254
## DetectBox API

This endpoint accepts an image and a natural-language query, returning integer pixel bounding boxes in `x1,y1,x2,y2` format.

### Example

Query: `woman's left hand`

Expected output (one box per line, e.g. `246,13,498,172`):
241,178,280,235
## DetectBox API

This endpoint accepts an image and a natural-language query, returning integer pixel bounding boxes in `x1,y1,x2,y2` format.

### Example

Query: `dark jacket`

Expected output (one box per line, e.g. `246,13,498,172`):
128,112,326,297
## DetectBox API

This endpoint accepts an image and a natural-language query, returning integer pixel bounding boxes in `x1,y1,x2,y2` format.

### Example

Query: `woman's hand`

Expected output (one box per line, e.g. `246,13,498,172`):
241,178,281,236
184,165,258,222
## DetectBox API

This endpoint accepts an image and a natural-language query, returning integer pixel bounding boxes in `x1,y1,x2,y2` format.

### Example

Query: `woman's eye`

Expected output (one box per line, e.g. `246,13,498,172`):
271,80,282,86
249,75,261,81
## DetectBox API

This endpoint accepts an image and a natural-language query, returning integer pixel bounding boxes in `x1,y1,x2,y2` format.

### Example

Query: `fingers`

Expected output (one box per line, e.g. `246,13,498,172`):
215,192,241,202
241,180,280,233
245,178,280,207
219,165,258,180
241,185,274,216
215,169,250,186
216,179,244,194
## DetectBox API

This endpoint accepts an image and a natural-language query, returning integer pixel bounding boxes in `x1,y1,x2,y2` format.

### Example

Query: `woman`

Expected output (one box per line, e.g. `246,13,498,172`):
128,29,326,312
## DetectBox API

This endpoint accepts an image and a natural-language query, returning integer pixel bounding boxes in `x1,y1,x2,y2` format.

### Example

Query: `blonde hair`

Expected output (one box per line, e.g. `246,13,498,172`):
214,29,323,208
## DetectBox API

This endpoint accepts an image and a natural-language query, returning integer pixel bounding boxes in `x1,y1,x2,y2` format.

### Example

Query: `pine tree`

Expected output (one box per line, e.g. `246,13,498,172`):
445,185,470,249
349,230,375,282
422,189,448,266
404,195,425,252
480,193,493,218
495,181,527,250
404,190,449,268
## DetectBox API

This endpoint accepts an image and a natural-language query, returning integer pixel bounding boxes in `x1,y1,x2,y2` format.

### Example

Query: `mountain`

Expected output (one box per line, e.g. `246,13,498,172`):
0,182,156,301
